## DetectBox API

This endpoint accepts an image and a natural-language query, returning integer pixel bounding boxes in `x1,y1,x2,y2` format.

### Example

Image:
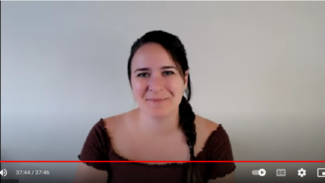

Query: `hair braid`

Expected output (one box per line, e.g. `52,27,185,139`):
179,96,204,183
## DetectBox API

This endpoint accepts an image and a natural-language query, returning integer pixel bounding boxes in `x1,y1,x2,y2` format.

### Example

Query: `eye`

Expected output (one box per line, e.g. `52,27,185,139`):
137,73,150,77
163,71,175,75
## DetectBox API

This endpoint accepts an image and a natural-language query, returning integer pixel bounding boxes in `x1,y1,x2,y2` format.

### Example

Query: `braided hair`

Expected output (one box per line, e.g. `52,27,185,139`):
127,30,204,183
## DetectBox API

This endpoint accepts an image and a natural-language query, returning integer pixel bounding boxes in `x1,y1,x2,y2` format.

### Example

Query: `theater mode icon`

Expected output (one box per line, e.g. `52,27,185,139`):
252,168,266,177
317,168,325,178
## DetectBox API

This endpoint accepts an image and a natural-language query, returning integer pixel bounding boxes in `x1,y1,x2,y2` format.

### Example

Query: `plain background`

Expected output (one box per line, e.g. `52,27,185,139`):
1,1,325,182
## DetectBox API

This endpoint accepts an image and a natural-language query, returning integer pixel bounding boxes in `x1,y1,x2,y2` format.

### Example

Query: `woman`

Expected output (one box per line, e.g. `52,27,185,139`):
74,30,236,183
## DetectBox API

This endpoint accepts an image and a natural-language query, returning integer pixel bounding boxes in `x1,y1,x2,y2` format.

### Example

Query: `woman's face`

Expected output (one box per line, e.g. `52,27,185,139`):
130,43,188,118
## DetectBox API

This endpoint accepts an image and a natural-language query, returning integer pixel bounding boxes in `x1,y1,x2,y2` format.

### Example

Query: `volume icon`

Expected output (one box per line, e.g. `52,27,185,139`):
0,169,8,177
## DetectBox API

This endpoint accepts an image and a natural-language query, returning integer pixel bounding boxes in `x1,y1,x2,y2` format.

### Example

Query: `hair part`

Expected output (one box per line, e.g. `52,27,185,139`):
127,30,203,183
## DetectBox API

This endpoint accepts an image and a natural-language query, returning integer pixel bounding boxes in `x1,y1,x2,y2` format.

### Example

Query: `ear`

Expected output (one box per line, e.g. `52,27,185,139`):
184,70,189,89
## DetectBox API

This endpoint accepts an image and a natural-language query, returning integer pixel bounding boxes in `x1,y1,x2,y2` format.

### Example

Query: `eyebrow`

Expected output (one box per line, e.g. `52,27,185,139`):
133,66,177,73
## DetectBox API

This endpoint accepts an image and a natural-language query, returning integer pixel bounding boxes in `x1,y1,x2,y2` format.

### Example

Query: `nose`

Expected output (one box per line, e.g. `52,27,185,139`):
148,74,164,92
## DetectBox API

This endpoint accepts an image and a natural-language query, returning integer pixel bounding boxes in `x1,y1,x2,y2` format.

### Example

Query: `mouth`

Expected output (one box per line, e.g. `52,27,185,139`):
146,98,168,102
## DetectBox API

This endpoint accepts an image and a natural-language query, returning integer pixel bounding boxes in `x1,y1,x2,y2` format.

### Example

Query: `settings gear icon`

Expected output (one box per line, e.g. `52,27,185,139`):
298,168,307,177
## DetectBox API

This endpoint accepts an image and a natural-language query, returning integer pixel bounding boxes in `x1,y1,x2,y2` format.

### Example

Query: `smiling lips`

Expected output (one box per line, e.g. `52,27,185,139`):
146,98,168,103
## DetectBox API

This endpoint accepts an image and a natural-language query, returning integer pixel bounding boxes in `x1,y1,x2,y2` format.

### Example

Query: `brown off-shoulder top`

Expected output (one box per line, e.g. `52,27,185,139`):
78,119,236,183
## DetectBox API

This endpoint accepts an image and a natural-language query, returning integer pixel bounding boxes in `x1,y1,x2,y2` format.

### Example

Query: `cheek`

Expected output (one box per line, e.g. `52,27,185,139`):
131,79,147,97
166,77,185,97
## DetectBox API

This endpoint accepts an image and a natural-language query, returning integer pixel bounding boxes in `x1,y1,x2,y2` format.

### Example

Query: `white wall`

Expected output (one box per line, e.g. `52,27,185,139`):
1,1,325,182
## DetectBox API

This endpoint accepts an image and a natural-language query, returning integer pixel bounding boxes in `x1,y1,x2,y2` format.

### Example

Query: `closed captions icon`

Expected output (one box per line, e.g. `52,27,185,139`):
0,169,8,177
252,168,266,177
276,169,286,177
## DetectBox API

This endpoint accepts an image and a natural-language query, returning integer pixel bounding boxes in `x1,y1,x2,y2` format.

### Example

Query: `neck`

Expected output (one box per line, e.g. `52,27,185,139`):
135,108,180,136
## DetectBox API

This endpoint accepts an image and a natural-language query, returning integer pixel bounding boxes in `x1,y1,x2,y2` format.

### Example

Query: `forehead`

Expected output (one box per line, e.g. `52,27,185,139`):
131,43,176,69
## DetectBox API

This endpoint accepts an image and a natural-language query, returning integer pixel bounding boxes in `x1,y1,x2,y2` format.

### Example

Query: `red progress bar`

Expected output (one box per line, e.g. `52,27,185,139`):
1,161,325,163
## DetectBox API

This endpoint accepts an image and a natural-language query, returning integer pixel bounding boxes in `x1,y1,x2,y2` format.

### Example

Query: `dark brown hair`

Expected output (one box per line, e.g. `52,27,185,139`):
127,30,203,183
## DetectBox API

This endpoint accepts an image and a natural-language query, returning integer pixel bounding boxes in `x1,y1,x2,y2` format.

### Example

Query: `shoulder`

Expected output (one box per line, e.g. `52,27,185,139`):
101,109,136,133
102,113,124,130
79,110,133,153
195,115,220,137
195,115,230,138
194,117,236,180
195,115,233,157
195,115,219,129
